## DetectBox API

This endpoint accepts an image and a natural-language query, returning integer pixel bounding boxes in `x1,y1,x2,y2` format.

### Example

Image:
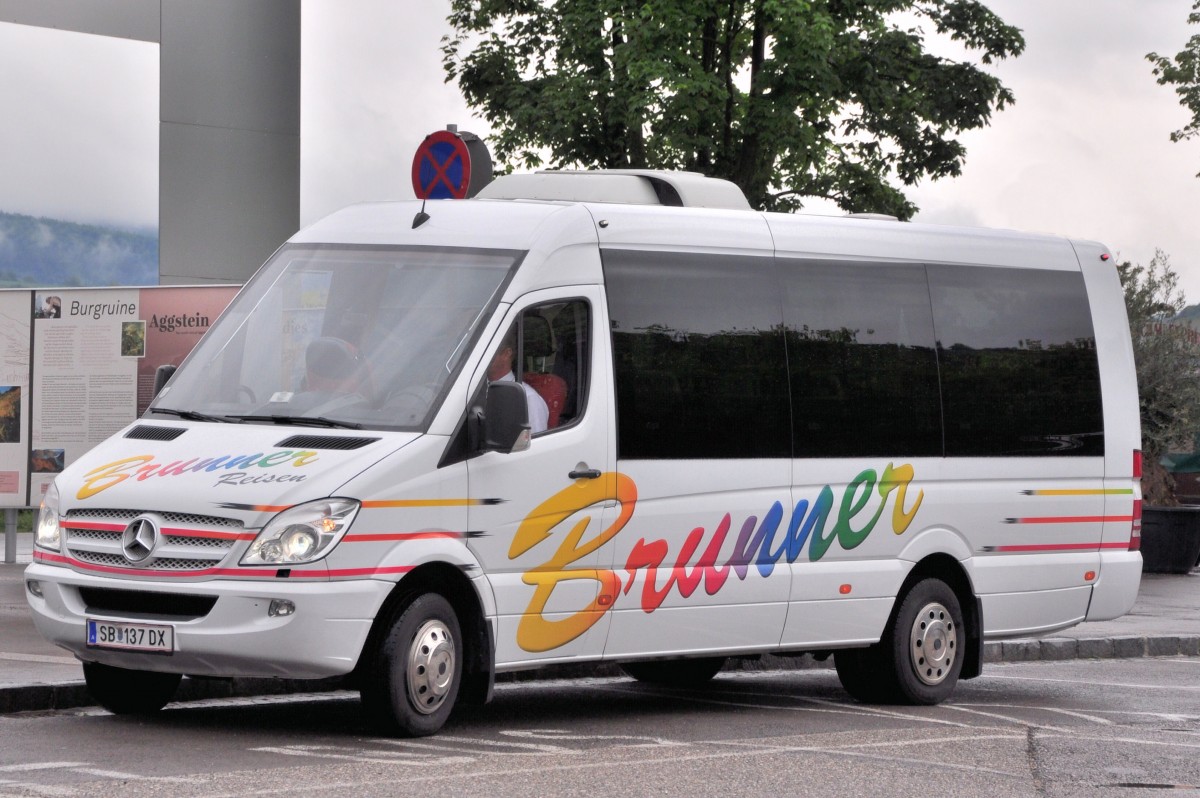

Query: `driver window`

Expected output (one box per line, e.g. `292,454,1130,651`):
487,300,590,435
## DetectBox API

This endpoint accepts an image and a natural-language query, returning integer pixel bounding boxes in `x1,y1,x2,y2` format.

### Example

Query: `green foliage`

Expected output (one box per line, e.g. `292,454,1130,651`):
443,0,1025,217
1148,0,1200,175
1119,251,1200,504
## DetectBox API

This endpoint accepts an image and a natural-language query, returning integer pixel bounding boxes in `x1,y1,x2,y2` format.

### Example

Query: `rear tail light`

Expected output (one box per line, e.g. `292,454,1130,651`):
1130,498,1142,551
1133,450,1143,479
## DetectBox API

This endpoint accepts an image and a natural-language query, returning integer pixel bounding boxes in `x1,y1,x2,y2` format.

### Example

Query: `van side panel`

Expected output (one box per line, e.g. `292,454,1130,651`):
769,216,1115,641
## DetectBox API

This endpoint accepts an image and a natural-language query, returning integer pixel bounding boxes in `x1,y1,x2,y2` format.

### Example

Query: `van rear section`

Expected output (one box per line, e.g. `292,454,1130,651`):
26,170,1141,736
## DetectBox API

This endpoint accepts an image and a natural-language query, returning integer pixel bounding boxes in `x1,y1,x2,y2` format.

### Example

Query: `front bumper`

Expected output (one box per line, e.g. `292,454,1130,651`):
23,561,394,679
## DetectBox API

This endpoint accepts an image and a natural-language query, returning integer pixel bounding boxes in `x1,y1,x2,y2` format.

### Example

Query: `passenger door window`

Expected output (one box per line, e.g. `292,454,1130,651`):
483,300,591,435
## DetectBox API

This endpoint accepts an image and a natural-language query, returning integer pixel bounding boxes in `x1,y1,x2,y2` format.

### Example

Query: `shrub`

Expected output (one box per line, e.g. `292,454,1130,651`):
1118,250,1200,504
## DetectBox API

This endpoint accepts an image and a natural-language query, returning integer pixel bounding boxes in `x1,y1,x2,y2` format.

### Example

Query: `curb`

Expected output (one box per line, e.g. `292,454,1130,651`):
4,634,1198,715
0,675,349,715
982,634,1200,663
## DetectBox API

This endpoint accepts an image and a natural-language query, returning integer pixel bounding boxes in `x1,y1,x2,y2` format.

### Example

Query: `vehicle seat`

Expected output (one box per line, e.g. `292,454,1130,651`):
305,337,371,396
521,314,567,428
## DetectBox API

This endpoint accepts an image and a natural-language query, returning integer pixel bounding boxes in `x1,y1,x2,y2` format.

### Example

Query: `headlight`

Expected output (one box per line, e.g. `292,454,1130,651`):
241,498,359,566
35,482,61,552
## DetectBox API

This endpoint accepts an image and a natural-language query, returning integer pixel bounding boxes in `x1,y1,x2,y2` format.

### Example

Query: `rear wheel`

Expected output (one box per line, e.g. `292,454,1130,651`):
362,593,462,737
835,577,964,705
620,657,725,686
83,662,181,715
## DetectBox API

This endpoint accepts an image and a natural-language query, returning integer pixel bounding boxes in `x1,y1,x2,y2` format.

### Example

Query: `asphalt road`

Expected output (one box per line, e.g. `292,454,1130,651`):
1,658,1198,797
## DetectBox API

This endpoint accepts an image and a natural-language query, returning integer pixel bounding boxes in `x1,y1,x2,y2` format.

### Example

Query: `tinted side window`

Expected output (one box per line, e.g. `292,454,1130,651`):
603,249,790,459
928,265,1103,456
778,260,943,458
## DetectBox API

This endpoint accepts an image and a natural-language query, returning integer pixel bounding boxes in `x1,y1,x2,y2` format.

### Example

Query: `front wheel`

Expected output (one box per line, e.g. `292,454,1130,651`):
83,662,181,715
362,593,462,737
834,577,965,706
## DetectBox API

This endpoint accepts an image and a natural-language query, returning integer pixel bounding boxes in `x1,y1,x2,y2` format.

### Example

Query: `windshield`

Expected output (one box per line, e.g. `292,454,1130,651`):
151,244,519,431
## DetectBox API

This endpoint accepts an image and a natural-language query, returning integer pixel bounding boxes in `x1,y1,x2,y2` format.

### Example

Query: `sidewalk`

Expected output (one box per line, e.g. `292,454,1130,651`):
3,532,1198,713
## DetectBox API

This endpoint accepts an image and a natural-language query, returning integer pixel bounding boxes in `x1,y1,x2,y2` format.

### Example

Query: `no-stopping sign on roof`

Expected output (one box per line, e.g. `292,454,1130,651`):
411,129,493,199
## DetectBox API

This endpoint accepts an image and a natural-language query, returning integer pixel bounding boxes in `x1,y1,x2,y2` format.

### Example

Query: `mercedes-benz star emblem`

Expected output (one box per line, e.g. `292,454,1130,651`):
121,514,162,564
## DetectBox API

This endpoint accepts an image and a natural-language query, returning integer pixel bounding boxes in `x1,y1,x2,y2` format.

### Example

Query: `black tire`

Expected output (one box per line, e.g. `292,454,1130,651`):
620,657,726,686
83,662,181,715
835,577,964,706
361,593,462,737
833,644,899,703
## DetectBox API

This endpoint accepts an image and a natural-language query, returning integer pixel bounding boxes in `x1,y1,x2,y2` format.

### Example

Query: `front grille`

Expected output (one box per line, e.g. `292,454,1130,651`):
72,551,223,571
79,587,217,619
63,508,244,573
167,535,232,549
70,508,242,528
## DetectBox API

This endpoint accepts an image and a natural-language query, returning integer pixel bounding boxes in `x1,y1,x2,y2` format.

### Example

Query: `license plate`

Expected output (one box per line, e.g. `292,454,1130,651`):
86,619,174,654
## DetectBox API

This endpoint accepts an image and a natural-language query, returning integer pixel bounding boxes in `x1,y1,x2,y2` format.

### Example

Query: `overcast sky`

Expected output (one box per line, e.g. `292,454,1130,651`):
2,1,1200,297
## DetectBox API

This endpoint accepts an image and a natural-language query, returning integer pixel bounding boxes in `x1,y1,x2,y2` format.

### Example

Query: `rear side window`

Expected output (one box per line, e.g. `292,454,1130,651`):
603,248,1103,461
928,265,1103,456
778,260,943,458
603,249,790,459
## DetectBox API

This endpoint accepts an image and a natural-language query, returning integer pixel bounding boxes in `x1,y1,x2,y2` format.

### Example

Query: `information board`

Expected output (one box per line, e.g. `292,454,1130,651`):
9,285,239,508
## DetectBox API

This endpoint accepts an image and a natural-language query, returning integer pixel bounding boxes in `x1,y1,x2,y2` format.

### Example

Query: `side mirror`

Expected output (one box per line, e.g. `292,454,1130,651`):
483,381,531,453
153,364,177,398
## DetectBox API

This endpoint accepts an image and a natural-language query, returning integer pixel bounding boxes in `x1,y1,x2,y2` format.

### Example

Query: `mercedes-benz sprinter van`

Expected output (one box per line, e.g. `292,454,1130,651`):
27,170,1142,736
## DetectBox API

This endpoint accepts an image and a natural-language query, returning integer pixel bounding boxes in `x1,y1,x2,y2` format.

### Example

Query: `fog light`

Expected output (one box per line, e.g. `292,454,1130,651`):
26,580,42,598
268,599,295,617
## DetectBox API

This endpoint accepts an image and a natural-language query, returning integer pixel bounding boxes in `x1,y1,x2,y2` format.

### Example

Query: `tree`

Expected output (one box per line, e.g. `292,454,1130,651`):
1148,0,1200,176
442,0,1025,217
1119,251,1200,505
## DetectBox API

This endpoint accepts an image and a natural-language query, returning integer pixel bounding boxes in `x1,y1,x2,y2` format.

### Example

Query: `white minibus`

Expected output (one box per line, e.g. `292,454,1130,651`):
27,170,1142,736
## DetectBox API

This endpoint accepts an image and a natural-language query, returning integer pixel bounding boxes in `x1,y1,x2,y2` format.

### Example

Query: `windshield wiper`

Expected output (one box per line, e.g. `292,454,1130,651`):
149,407,242,424
232,414,364,430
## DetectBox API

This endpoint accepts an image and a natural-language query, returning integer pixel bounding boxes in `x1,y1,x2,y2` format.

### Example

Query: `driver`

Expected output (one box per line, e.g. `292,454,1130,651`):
487,328,549,434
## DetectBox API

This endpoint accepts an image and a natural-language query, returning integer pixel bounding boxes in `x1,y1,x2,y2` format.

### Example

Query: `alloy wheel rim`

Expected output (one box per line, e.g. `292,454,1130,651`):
909,601,956,686
406,619,456,714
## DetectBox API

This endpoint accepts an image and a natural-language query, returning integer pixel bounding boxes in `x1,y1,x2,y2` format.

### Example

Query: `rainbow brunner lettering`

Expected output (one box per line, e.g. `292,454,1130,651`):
510,464,924,652
77,450,321,499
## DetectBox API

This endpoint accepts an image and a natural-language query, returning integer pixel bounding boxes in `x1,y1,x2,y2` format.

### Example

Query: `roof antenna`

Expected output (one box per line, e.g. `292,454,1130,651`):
412,198,430,229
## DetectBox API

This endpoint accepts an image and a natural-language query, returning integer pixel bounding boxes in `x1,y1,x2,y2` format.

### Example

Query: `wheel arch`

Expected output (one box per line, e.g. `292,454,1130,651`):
353,562,494,706
897,553,983,680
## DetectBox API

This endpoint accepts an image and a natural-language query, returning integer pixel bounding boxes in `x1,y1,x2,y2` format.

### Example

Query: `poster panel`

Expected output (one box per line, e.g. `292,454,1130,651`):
30,288,141,506
137,286,240,415
23,286,238,508
0,292,31,505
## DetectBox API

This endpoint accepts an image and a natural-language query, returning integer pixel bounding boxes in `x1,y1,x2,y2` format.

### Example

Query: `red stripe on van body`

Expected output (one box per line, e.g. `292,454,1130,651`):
62,520,123,532
62,520,254,541
1006,515,1134,525
290,566,414,578
342,532,459,542
991,541,1133,553
160,526,257,541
